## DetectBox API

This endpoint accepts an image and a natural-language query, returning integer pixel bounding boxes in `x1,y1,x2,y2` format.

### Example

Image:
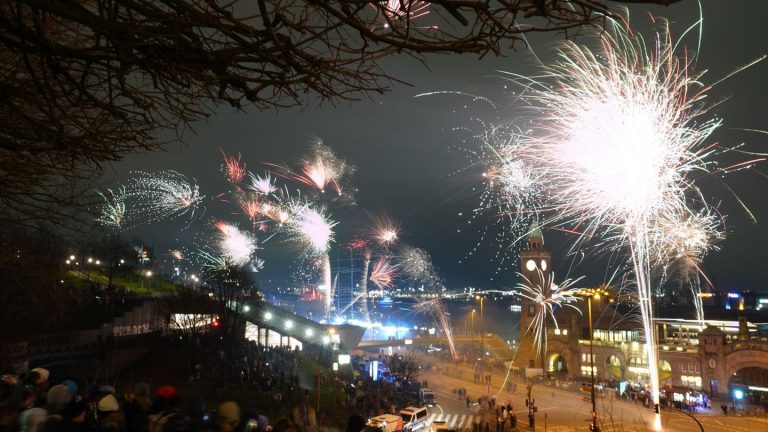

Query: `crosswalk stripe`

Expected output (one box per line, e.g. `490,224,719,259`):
457,415,467,428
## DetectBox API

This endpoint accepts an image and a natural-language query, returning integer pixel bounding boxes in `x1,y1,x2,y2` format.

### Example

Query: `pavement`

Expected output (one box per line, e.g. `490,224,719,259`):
412,351,768,432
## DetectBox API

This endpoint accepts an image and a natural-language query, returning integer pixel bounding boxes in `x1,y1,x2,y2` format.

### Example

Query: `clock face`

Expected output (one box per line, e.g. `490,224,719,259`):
526,259,537,272
540,260,548,271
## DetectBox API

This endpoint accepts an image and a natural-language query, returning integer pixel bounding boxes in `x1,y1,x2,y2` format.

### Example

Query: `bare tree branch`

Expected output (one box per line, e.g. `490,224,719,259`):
0,0,684,229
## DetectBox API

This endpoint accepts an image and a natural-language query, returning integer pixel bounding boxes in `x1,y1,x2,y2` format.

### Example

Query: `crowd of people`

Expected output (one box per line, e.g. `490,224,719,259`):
0,365,283,432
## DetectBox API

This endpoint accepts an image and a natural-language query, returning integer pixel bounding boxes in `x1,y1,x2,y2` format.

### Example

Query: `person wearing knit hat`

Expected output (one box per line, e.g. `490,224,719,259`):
19,407,47,432
62,379,78,398
30,368,49,384
217,401,241,432
97,394,125,431
98,394,120,413
46,384,72,415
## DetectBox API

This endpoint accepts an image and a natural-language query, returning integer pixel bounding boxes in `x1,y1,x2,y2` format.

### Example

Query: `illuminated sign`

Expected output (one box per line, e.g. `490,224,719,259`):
727,293,740,299
338,354,351,365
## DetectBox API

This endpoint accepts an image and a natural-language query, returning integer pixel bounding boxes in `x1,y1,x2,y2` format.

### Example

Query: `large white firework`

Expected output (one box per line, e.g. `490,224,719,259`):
516,271,583,360
125,170,205,224
215,221,258,267
496,21,735,430
284,198,338,255
248,172,277,196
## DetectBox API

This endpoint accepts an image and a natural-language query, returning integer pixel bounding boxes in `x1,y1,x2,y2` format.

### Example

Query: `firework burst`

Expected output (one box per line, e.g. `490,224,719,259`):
125,171,205,225
284,199,338,256
369,258,398,289
516,271,583,358
377,0,430,29
653,208,723,326
371,215,400,248
248,172,276,196
269,139,356,202
221,151,247,185
95,186,127,229
215,221,258,267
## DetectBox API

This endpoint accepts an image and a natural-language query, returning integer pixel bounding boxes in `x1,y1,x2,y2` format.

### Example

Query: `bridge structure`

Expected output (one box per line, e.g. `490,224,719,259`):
357,334,517,362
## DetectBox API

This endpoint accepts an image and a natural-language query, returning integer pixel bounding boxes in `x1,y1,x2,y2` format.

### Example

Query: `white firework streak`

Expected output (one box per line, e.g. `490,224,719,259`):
284,198,338,256
215,221,257,267
516,271,583,358
125,170,205,225
248,172,277,196
95,186,127,229
414,298,458,360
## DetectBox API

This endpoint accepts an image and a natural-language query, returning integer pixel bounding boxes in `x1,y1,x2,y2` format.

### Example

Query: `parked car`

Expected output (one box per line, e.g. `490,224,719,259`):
419,389,437,407
399,406,429,432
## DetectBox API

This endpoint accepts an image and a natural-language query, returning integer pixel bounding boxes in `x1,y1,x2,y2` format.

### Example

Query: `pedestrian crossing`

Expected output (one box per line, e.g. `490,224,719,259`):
426,414,481,430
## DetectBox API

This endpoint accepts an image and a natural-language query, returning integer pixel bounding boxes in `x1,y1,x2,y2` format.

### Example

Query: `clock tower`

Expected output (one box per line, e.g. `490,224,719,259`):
516,222,552,370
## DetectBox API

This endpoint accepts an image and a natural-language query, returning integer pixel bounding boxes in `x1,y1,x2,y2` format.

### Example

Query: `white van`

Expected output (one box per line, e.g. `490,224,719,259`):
399,406,429,432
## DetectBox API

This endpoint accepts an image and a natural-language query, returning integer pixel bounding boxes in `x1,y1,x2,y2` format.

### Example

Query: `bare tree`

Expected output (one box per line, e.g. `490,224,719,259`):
0,0,682,229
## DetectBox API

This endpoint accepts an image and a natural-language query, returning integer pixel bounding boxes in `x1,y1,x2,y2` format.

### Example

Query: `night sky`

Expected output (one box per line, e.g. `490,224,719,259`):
105,1,767,293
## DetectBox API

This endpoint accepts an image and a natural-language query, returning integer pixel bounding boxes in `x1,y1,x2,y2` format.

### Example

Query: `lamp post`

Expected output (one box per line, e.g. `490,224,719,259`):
471,309,476,336
476,295,485,392
575,287,609,432
587,293,598,432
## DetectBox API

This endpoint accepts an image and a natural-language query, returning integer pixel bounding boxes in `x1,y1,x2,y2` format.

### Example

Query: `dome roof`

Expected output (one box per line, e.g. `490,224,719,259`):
527,221,543,240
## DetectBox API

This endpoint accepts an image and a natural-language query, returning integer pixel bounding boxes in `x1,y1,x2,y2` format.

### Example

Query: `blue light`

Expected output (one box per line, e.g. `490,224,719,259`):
727,293,740,299
734,389,744,400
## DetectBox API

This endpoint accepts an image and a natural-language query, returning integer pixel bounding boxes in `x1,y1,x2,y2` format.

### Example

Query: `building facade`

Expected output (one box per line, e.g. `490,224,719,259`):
516,229,768,399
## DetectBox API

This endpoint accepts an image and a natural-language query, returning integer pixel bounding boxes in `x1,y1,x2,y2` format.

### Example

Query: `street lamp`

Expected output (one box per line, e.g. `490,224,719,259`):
475,295,485,392
471,309,476,336
575,287,610,432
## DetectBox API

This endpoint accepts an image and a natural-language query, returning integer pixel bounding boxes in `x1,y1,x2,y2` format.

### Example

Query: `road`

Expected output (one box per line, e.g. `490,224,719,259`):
412,352,768,432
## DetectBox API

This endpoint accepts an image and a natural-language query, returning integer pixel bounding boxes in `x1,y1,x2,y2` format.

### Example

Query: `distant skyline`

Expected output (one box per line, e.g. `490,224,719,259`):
106,1,767,293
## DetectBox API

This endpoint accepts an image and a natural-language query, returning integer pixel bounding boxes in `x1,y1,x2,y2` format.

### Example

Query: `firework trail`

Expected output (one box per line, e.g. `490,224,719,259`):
490,19,755,429
215,221,258,267
320,253,333,318
348,239,372,320
414,298,458,360
516,271,583,359
221,151,247,185
397,244,457,359
95,186,127,229
169,249,184,261
125,171,205,225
